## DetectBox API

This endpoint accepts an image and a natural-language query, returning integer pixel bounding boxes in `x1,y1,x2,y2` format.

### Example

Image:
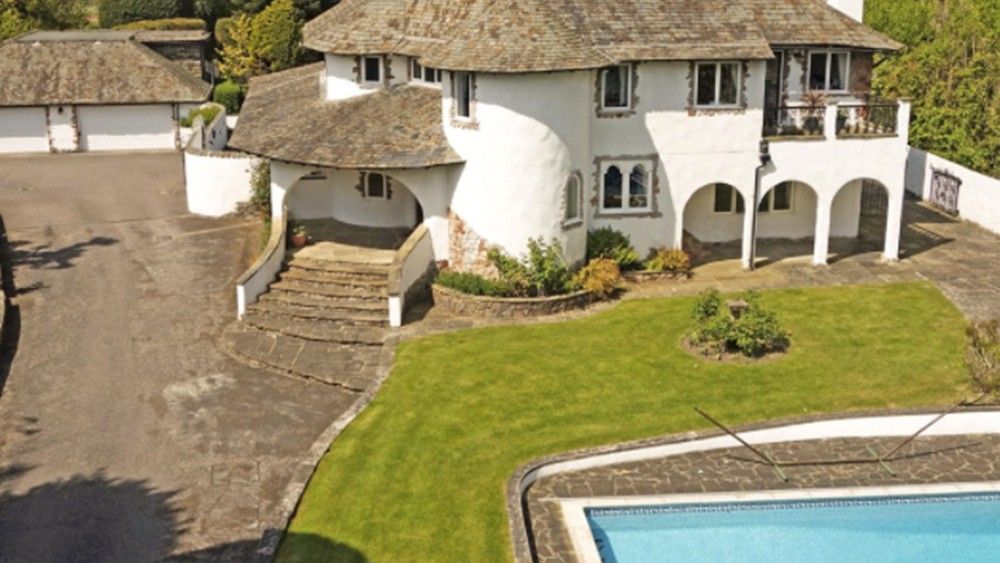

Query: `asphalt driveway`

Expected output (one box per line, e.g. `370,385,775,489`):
0,153,355,561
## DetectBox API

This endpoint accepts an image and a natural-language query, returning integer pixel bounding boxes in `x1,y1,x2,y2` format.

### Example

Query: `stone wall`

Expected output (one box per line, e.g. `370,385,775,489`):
431,285,592,319
448,210,496,276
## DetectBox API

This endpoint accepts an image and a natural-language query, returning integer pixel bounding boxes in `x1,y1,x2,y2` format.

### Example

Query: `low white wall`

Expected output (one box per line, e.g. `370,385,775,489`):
184,149,260,217
388,226,434,327
237,214,287,317
0,107,48,154
906,147,1000,236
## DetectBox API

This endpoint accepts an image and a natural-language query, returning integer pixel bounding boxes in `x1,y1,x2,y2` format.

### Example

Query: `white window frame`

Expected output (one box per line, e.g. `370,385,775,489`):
759,182,795,213
452,71,474,121
411,58,442,85
362,55,383,84
364,172,389,199
600,161,652,214
807,50,851,93
712,184,745,215
563,173,583,226
600,65,633,112
694,61,742,108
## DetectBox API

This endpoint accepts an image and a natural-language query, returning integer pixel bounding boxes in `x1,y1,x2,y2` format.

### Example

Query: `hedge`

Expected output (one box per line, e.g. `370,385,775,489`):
98,0,190,28
213,81,244,114
115,17,206,30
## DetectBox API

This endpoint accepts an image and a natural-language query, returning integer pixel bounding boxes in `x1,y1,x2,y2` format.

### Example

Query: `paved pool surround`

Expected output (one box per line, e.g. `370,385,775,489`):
507,409,1000,563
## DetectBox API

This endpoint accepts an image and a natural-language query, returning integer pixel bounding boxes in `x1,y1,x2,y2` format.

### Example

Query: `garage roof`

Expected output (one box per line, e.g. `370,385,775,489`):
0,31,211,107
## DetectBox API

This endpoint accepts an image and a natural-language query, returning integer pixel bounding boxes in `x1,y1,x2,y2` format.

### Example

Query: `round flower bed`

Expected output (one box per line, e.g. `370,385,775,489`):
431,284,594,319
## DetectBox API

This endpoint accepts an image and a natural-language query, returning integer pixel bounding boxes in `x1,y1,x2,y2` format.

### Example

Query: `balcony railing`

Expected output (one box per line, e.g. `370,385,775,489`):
763,105,826,138
835,102,900,137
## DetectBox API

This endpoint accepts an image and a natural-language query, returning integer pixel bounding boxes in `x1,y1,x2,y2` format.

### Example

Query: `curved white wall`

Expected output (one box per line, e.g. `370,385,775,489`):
185,151,260,217
287,170,419,228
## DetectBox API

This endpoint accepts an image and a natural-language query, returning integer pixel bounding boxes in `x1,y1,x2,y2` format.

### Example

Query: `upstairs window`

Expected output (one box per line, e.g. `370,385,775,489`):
602,163,651,212
412,59,442,84
713,184,745,214
365,173,388,199
601,65,632,110
809,51,850,92
453,72,473,119
696,62,741,107
362,56,382,84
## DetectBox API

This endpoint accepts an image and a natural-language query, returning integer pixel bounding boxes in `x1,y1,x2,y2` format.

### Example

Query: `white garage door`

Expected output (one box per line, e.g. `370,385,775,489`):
78,105,176,151
0,107,49,154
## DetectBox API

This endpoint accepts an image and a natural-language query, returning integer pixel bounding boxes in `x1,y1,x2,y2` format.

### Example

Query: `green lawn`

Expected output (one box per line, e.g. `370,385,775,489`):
278,282,968,562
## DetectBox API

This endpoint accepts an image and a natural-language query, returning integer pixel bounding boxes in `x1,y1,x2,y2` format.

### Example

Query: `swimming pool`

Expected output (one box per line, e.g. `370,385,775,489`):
585,492,1000,562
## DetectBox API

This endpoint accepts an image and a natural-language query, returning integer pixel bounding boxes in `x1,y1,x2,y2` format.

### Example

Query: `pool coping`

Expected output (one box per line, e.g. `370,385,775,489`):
505,406,1000,563
559,481,1000,563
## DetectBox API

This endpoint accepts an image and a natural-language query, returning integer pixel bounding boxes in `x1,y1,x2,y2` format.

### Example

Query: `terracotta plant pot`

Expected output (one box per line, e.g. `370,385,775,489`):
290,233,308,248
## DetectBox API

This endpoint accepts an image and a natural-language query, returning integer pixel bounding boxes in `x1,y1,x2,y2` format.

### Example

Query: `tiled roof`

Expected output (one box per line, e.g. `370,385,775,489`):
0,31,210,106
133,30,211,43
304,0,900,73
228,63,463,169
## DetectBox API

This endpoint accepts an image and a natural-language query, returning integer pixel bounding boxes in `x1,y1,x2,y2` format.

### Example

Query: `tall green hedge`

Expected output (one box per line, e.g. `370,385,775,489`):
98,0,191,28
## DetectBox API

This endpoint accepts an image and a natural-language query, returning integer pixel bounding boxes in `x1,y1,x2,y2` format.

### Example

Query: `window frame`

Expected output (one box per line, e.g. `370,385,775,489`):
600,162,652,214
712,184,746,215
694,61,742,108
759,182,795,213
452,71,475,121
563,172,584,226
411,58,442,85
364,172,389,199
600,64,633,112
807,50,851,93
361,55,383,84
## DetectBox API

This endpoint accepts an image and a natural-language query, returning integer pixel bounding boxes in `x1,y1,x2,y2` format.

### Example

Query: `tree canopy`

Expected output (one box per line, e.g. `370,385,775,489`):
867,0,1000,177
216,0,302,83
0,0,88,41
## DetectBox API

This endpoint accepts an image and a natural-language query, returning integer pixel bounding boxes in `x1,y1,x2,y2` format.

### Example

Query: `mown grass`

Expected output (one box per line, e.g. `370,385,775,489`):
278,282,968,562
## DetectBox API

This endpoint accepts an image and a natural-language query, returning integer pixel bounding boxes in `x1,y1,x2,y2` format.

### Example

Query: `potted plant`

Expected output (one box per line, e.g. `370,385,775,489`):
290,224,309,248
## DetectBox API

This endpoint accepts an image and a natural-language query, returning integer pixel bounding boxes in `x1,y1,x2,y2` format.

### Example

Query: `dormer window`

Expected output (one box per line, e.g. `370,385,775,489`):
809,51,850,92
601,65,632,110
412,58,442,84
362,56,382,84
695,62,741,107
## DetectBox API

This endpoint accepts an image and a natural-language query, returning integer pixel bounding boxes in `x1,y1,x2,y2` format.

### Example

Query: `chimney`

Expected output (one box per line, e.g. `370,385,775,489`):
827,0,864,22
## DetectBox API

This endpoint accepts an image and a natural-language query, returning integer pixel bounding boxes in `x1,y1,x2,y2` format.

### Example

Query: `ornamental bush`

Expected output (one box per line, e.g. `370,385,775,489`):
572,258,621,300
212,80,243,114
99,0,189,28
689,290,790,358
435,271,506,297
116,17,206,30
586,227,642,270
967,320,1000,401
178,104,221,127
645,247,692,273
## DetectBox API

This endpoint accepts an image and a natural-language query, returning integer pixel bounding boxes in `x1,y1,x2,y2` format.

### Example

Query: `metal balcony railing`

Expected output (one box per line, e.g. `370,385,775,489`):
836,102,900,137
763,105,826,138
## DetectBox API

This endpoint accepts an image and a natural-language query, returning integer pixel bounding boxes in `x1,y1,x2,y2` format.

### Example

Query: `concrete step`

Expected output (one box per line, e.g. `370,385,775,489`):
250,299,388,326
244,310,388,344
259,291,389,316
280,268,388,290
286,257,392,277
270,280,386,301
223,324,382,390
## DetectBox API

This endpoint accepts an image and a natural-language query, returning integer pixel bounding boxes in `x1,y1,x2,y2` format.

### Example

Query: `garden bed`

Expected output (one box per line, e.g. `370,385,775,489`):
431,284,593,318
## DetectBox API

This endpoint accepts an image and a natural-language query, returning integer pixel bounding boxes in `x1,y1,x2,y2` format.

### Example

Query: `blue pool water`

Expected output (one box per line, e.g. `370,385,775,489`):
586,493,1000,562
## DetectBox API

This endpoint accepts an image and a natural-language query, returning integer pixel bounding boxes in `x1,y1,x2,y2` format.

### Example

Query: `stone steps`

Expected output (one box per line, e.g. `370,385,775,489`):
286,257,391,278
269,280,387,302
279,268,388,291
250,298,388,326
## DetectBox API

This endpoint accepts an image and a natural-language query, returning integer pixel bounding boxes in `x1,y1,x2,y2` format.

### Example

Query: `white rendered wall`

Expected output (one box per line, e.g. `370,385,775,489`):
287,170,419,228
325,54,367,101
827,0,865,22
906,147,1000,236
392,166,456,260
184,151,260,217
77,105,176,151
0,107,48,153
444,70,593,264
47,106,77,152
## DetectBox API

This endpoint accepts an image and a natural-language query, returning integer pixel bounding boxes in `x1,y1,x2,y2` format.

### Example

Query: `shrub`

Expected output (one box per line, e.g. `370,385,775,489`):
586,227,642,270
99,0,187,28
572,258,621,300
523,238,572,297
178,104,221,127
487,247,531,297
967,320,1000,401
435,271,505,297
247,158,270,218
116,17,206,30
214,15,237,46
213,80,243,114
689,291,790,358
645,247,691,273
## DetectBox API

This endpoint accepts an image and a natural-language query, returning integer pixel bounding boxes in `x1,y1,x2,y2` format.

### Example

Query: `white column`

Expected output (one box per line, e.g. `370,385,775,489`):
741,199,755,270
813,195,832,265
883,190,903,262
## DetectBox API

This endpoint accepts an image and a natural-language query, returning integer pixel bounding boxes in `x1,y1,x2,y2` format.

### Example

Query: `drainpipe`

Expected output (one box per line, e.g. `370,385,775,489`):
749,140,771,271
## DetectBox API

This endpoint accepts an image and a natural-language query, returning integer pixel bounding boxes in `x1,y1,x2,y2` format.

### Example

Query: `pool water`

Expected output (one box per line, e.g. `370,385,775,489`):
586,493,1000,562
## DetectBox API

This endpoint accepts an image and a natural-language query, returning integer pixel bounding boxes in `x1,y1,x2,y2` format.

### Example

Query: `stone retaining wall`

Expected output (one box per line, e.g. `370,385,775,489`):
431,285,593,318
621,270,690,283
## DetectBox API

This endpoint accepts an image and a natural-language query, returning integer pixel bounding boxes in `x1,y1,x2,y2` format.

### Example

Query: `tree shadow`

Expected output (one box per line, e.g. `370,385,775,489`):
0,214,20,397
7,236,118,271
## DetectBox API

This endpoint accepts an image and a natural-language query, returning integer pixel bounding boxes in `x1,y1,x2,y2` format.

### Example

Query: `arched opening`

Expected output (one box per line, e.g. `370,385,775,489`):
825,178,894,262
754,180,820,264
680,182,747,264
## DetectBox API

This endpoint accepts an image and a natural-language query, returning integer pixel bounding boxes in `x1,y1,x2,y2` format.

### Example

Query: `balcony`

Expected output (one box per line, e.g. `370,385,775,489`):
764,99,910,142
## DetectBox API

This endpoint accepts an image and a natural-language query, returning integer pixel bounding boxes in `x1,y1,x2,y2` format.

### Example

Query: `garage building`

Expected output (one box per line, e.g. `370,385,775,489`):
0,30,210,154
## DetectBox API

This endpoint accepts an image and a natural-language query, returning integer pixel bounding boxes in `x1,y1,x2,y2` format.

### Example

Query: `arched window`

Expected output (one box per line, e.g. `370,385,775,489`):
629,165,649,209
603,166,623,209
564,173,582,223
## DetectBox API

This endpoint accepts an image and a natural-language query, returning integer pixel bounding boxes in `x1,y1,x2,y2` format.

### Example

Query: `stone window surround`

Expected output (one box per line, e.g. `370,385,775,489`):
591,154,661,219
807,49,852,94
355,171,394,200
561,170,585,229
354,55,393,88
686,60,749,116
693,60,743,108
449,71,479,129
409,57,443,86
595,63,639,118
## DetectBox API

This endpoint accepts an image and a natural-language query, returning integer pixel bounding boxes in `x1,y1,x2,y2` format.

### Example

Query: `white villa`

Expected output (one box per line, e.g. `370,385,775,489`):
229,0,910,323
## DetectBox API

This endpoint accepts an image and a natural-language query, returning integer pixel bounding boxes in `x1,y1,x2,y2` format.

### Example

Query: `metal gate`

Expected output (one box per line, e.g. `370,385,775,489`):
929,169,961,216
860,179,888,217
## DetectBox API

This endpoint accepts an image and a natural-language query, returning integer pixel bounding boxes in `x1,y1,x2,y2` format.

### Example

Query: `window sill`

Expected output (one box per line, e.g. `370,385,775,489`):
450,117,479,130
596,208,659,219
596,107,636,119
561,218,584,230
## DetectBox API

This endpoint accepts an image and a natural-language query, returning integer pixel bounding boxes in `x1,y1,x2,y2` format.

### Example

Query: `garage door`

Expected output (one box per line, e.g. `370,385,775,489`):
0,107,48,154
78,105,176,151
